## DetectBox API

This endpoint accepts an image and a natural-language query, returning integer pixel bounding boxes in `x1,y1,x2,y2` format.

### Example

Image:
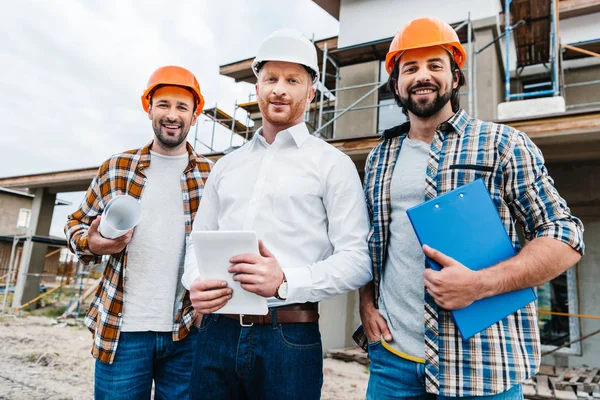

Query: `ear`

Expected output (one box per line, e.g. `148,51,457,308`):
255,83,259,96
147,104,153,120
191,113,198,126
306,86,316,104
452,70,459,90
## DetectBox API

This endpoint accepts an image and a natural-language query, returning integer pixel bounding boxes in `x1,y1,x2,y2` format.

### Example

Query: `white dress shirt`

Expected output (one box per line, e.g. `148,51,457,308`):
182,122,372,306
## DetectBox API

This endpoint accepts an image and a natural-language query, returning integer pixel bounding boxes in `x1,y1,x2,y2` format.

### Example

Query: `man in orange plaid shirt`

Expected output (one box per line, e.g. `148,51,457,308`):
65,66,212,399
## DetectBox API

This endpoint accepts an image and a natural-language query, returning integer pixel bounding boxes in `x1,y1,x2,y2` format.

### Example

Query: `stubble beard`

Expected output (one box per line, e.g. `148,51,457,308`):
400,86,453,119
259,95,307,127
152,118,190,149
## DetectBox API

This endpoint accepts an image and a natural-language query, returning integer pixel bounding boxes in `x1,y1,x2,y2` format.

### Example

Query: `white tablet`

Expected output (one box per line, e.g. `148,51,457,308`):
191,231,268,315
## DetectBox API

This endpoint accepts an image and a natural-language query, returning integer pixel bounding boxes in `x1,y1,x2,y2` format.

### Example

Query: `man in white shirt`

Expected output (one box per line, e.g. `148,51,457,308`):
182,29,372,400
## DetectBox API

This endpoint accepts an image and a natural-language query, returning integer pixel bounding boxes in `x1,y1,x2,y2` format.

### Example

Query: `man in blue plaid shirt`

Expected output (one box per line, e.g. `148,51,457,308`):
355,17,584,399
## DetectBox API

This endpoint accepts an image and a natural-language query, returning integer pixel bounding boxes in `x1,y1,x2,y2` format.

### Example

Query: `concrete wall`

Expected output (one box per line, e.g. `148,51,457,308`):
338,0,500,48
542,161,600,366
560,12,600,46
333,61,379,138
0,192,33,236
564,64,600,110
320,290,359,351
471,18,504,121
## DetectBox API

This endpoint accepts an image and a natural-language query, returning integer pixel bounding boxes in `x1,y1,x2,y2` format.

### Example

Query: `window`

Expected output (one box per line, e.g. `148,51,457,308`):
377,61,407,133
16,208,31,229
537,266,580,354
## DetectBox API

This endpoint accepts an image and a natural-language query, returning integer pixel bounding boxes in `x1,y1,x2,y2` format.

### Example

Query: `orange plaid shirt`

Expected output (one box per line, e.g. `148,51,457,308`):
65,141,212,363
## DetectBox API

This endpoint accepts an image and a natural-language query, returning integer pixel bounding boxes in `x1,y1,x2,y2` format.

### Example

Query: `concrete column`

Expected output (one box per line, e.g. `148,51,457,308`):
12,187,56,308
320,293,351,353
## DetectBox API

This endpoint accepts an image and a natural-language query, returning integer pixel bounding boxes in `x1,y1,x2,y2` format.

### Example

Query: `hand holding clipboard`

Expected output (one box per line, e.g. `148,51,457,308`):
406,179,536,340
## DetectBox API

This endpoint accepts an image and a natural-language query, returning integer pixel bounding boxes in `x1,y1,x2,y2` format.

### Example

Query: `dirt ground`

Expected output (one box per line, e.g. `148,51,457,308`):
0,314,368,400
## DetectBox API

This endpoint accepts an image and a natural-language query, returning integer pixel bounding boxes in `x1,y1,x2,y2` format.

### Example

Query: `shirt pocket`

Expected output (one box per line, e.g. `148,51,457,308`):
448,163,495,188
272,174,321,224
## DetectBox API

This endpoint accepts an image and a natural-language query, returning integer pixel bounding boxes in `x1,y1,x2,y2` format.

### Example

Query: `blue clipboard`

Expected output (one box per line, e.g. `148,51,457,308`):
406,179,536,340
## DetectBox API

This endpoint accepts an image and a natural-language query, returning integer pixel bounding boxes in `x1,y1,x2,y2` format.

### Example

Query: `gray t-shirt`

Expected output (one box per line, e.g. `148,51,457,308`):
378,136,430,360
121,151,188,332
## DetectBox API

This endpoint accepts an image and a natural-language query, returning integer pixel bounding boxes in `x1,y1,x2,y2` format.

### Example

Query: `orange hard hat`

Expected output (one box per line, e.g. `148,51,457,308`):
385,17,467,74
141,66,205,117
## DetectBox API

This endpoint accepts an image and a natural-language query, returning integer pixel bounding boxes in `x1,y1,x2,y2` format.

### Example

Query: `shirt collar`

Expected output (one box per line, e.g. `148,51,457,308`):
252,122,310,148
382,109,470,140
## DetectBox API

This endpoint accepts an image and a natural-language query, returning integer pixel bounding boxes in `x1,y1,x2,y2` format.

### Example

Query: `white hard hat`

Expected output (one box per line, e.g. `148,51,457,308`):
252,29,320,85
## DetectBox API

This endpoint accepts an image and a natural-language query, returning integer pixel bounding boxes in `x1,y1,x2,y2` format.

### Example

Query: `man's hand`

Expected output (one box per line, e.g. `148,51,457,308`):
87,216,133,255
422,244,486,310
189,278,232,315
359,282,392,343
229,240,284,298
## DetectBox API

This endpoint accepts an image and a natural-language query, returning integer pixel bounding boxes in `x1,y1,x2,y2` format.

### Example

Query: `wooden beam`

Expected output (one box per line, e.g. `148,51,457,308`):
559,0,600,19
0,168,98,190
562,43,600,59
311,0,340,20
13,281,70,311
505,111,600,137
315,37,338,52
219,58,252,77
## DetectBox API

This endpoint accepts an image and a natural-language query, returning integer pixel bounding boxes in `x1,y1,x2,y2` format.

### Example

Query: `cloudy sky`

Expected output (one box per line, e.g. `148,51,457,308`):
0,1,338,236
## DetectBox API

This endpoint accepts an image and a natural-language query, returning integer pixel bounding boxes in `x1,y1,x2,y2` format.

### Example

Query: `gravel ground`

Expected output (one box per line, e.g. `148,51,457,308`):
0,314,368,399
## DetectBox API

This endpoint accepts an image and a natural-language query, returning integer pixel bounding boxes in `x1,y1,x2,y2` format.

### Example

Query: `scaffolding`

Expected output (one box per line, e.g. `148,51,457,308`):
503,0,560,101
198,6,600,153
62,260,93,320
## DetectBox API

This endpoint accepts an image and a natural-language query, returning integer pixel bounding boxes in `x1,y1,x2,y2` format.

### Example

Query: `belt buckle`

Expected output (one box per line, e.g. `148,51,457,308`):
239,314,253,327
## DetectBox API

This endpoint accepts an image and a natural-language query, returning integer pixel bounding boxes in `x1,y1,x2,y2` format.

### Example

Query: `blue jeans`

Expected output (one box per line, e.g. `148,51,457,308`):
94,330,197,400
367,341,523,400
190,311,323,400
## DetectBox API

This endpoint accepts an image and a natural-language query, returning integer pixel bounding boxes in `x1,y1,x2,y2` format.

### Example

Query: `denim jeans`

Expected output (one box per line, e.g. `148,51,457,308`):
367,341,523,400
94,330,197,400
190,311,323,400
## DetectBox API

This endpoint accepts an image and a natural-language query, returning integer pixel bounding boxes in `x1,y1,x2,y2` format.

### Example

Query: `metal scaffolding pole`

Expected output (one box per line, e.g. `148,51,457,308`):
552,0,560,96
210,104,217,151
193,118,199,151
318,42,328,131
313,81,386,137
504,0,512,102
230,100,237,147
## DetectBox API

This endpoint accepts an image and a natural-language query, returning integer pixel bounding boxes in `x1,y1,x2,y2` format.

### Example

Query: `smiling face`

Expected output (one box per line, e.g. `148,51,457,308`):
148,86,197,153
395,46,458,119
255,61,315,131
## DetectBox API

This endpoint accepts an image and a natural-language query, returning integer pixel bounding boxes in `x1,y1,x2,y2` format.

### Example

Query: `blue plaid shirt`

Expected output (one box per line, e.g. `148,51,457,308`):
354,109,584,396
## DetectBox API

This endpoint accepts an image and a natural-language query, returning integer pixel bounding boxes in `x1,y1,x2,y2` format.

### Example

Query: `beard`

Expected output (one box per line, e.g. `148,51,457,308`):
400,83,452,118
152,117,190,148
259,94,307,127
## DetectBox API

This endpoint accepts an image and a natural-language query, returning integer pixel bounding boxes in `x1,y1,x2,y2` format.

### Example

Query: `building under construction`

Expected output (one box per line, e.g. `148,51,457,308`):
0,0,599,393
